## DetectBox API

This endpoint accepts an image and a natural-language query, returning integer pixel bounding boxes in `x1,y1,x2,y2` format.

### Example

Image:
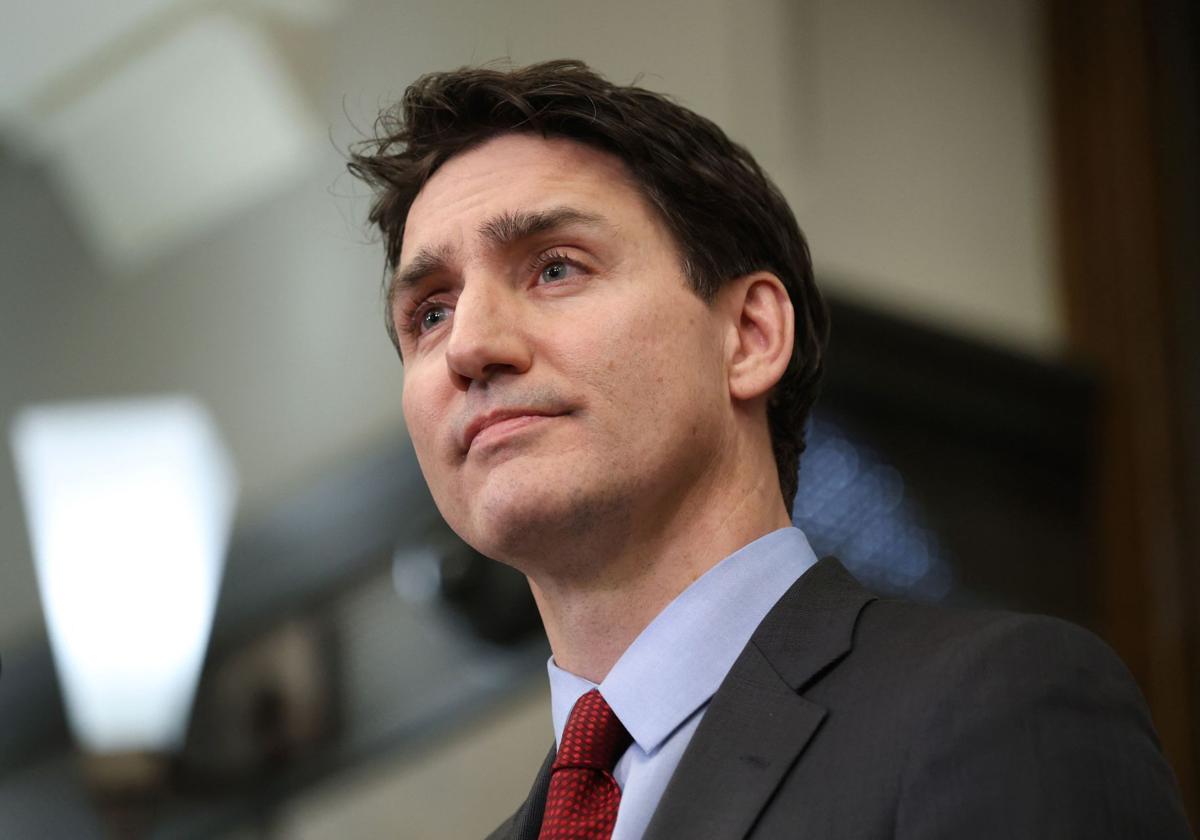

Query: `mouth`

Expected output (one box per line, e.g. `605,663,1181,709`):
462,408,566,453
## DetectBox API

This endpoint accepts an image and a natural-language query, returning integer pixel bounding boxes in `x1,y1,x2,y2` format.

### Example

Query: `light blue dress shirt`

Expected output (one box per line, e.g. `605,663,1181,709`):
546,526,820,840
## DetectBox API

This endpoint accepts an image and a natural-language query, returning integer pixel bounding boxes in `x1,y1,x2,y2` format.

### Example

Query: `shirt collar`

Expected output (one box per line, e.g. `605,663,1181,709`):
548,526,819,755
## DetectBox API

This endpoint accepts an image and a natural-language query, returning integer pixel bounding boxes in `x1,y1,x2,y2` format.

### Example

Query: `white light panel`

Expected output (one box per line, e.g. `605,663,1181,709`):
34,12,321,274
10,395,237,753
0,0,185,114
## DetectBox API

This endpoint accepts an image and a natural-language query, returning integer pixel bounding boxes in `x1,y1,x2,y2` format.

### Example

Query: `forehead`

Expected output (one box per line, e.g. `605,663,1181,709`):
400,133,655,260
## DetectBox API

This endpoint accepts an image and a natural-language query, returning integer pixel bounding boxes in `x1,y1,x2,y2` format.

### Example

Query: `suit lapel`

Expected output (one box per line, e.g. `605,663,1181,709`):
641,642,827,840
485,745,555,840
642,558,876,840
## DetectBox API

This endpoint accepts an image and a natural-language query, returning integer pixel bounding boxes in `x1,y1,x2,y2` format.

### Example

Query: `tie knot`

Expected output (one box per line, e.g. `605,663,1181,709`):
554,689,631,771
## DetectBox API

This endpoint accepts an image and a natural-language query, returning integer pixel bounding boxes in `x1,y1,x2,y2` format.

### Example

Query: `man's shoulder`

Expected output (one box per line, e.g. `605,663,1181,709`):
760,556,1142,709
857,595,1113,659
857,595,1126,674
782,558,1134,696
771,582,1192,837
842,593,1145,709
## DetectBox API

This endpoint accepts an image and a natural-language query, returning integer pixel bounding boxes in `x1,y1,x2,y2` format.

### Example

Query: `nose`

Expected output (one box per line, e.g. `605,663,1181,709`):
444,283,532,389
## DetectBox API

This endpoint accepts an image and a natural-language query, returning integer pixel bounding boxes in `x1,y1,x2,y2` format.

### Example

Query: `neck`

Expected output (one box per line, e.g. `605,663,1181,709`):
526,441,791,683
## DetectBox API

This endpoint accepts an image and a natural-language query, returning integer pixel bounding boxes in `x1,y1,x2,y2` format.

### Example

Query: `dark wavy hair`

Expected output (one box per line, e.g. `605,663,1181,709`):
347,59,828,510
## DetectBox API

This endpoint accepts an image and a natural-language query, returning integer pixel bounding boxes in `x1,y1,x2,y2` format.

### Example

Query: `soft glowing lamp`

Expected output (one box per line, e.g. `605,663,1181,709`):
10,396,237,763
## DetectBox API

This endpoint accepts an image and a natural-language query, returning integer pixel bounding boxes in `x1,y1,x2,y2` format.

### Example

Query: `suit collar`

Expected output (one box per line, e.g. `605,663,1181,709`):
549,527,820,756
490,557,875,840
642,557,876,840
748,555,878,691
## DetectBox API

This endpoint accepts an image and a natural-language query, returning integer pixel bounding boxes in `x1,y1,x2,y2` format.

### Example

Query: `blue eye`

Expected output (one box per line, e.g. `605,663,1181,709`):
540,258,586,284
420,305,449,332
540,261,571,283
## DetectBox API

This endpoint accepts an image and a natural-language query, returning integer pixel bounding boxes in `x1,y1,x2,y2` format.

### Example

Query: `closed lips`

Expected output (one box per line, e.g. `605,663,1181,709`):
463,410,561,451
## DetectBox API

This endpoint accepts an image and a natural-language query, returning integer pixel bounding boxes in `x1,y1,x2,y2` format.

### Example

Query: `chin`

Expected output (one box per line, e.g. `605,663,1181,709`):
455,473,635,570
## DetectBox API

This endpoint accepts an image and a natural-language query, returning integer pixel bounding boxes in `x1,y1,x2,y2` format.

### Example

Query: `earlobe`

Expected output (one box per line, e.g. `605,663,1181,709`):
727,272,794,403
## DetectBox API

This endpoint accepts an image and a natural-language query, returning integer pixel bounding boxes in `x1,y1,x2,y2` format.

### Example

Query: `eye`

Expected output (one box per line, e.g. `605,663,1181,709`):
419,303,451,333
399,297,452,340
535,252,585,284
540,261,570,283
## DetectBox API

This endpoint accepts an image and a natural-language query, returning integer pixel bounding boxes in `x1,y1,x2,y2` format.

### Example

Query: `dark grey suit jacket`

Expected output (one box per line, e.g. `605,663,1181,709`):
487,558,1192,839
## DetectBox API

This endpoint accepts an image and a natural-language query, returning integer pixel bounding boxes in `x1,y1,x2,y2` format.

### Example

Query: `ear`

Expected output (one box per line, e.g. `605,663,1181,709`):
724,272,794,403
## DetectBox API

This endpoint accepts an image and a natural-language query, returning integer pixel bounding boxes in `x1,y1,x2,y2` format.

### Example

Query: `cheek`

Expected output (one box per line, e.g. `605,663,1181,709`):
572,294,719,427
620,291,719,381
401,372,446,463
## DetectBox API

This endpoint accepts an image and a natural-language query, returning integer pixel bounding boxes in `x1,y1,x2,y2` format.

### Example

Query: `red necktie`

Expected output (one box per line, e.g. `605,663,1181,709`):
539,689,632,840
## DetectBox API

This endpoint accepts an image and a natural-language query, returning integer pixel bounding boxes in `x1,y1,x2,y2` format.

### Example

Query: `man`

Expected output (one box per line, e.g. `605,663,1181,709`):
349,61,1191,839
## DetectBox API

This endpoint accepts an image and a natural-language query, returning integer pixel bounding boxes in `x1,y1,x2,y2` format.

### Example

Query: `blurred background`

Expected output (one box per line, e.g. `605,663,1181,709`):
1,0,1196,836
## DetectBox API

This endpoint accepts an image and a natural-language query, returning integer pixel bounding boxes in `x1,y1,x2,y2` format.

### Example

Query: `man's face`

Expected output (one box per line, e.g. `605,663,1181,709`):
395,133,733,569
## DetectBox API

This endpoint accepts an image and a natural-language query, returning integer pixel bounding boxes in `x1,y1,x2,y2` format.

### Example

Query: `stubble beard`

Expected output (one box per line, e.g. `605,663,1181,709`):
458,463,641,586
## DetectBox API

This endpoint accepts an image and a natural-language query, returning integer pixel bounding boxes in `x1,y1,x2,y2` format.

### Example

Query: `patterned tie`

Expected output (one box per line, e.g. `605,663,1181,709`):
539,689,632,840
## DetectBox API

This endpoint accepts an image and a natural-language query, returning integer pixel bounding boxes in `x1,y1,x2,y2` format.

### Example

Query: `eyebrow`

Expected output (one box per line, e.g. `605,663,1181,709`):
478,206,610,251
389,206,613,301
